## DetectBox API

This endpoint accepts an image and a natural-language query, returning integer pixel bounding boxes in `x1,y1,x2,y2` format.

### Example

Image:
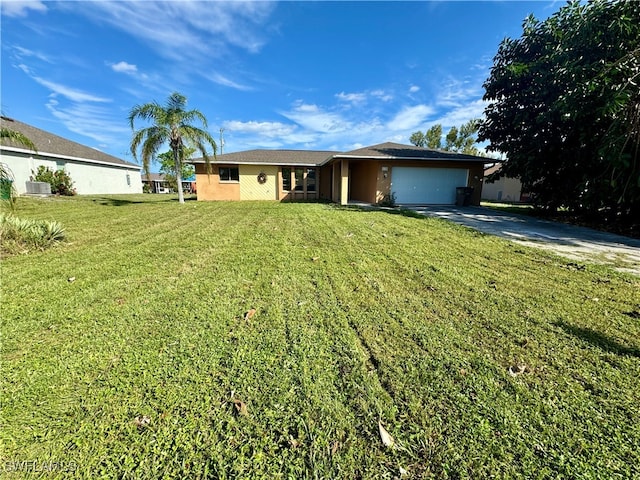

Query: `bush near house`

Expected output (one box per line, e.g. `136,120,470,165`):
34,165,76,196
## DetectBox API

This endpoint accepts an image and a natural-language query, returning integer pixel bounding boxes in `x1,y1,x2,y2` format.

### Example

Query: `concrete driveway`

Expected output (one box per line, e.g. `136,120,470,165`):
409,206,640,276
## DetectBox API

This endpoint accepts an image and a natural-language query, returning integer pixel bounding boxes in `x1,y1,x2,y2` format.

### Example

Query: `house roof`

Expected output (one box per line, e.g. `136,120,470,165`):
190,149,338,166
0,116,140,169
335,142,489,162
190,142,489,167
142,173,167,182
484,164,503,176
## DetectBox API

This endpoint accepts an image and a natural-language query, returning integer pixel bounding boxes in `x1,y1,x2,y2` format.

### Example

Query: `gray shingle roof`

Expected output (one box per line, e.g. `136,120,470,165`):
191,142,488,167
0,116,139,168
190,149,338,166
337,142,488,162
142,173,167,182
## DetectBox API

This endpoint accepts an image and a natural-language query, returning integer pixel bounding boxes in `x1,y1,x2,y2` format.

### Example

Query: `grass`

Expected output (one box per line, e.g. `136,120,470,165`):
2,195,639,479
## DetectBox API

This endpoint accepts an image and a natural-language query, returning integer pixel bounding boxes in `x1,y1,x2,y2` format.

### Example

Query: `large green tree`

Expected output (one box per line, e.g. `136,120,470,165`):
425,124,443,150
157,147,195,192
129,92,216,204
479,0,640,224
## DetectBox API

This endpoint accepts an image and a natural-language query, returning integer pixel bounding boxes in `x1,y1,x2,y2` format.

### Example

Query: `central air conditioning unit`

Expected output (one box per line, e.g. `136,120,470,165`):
25,181,52,195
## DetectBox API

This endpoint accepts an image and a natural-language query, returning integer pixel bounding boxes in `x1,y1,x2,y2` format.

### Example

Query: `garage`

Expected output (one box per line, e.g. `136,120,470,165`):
391,167,468,204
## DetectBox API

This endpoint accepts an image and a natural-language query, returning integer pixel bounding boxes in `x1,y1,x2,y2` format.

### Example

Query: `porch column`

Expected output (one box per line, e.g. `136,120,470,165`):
340,159,349,205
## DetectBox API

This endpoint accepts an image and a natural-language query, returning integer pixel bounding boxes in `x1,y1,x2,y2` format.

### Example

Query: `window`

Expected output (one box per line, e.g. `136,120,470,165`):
126,174,131,186
56,160,66,171
294,168,304,191
306,168,316,192
282,168,291,191
219,166,239,182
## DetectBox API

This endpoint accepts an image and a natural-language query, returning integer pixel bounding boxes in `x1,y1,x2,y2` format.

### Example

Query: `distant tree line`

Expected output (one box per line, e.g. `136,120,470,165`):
410,119,484,156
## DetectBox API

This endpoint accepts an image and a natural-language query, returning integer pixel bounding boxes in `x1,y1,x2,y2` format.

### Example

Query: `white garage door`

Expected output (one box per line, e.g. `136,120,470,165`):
392,167,469,204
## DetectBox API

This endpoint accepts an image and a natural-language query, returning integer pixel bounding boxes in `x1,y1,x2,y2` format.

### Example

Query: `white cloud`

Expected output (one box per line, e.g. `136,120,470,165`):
436,77,483,108
1,0,47,17
335,91,367,104
432,99,488,128
111,61,138,74
223,120,296,138
12,45,52,63
18,64,110,103
280,102,352,134
209,73,252,91
386,104,434,131
45,98,131,150
371,90,393,102
409,85,420,93
222,120,319,150
64,1,276,62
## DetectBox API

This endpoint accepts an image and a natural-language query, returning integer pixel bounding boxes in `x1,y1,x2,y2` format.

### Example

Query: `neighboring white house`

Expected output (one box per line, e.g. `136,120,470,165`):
482,164,525,202
0,116,142,195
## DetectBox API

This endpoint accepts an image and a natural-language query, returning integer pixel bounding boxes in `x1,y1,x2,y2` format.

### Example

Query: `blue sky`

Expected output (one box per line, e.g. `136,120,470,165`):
2,1,559,168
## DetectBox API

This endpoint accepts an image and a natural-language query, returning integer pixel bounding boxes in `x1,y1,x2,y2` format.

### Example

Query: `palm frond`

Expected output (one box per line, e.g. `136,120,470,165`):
0,128,37,152
129,92,217,202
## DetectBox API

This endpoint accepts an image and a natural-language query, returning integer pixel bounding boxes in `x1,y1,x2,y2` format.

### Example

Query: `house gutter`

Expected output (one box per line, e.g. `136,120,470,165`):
326,154,488,163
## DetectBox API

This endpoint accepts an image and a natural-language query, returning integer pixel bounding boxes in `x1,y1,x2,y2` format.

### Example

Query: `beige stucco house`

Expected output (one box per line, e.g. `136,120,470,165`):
0,117,142,195
191,142,488,205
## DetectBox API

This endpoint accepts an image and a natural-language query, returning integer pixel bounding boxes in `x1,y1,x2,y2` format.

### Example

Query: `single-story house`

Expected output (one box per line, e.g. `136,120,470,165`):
482,164,529,202
142,173,171,193
0,116,142,195
191,142,488,205
142,173,196,194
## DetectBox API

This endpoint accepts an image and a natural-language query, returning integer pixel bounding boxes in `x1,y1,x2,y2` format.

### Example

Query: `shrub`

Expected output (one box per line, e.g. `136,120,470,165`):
33,166,76,196
0,214,66,254
378,192,397,208
0,163,17,210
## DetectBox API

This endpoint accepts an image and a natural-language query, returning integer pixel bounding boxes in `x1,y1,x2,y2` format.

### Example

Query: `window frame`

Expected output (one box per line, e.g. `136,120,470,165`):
219,166,240,183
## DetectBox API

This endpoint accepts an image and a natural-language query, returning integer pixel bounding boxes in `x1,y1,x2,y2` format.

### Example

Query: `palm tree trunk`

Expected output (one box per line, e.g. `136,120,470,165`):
173,147,185,204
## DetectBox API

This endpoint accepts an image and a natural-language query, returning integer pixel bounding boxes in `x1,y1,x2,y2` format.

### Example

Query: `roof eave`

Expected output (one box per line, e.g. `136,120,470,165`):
188,160,329,167
330,154,489,163
1,145,141,170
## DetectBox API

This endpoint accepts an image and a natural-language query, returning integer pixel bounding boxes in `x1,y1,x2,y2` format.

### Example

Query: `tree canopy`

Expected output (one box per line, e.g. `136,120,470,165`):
410,120,481,155
157,147,195,192
479,0,640,225
129,92,216,204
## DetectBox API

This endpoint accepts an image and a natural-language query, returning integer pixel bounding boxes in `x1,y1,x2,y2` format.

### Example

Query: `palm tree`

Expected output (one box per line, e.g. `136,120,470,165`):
129,92,216,204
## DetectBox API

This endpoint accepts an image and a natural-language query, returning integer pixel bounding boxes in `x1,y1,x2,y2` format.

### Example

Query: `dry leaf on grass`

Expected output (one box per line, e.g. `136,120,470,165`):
244,308,256,321
230,394,249,416
378,420,395,448
289,435,301,448
134,415,151,429
508,364,527,376
330,440,341,455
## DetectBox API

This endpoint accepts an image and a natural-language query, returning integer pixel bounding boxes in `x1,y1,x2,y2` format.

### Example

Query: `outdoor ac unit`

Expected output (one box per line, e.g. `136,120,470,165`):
25,181,52,195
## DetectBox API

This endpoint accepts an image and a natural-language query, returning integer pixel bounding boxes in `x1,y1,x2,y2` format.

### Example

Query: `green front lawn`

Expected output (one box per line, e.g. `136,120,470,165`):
2,195,639,479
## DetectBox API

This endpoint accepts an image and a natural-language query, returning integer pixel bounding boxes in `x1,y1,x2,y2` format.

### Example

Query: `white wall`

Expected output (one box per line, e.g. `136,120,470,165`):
482,176,522,202
1,150,142,195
